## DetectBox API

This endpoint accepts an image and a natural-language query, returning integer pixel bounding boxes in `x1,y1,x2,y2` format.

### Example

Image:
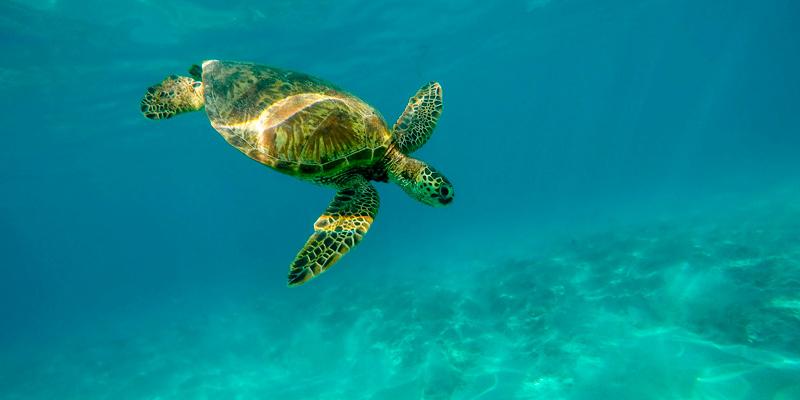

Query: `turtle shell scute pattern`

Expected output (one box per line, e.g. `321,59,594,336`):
202,60,391,178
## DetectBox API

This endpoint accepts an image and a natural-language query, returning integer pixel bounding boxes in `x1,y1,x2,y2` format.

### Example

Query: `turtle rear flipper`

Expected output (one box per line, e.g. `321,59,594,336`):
392,82,443,154
140,75,204,120
288,175,379,286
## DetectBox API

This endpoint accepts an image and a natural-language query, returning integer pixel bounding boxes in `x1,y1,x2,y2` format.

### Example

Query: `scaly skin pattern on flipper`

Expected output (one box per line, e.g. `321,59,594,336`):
287,174,379,286
392,82,442,154
140,75,204,120
201,60,392,181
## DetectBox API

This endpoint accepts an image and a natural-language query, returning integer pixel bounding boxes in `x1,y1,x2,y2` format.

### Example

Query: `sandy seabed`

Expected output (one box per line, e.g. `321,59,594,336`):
2,198,799,400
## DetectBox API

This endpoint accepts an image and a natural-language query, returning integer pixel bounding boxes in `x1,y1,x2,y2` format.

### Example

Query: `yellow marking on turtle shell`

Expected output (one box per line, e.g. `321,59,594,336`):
215,92,344,149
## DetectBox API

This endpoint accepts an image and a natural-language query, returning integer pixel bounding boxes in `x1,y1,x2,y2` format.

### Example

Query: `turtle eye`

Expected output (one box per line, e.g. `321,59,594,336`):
437,185,453,205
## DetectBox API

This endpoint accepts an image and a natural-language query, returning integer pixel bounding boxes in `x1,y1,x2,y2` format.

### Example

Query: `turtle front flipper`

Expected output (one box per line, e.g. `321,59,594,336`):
288,175,379,286
392,82,443,154
140,75,204,120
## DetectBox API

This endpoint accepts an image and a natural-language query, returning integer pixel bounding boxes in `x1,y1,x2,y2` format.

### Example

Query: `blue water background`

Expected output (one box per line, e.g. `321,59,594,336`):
1,0,799,398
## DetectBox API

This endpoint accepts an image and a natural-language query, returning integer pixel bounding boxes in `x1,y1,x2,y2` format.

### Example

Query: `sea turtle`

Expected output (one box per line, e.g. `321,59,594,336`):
140,60,453,286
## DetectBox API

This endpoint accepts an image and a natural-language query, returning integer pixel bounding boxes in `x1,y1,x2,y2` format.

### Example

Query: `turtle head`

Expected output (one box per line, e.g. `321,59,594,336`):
387,152,454,207
141,75,204,120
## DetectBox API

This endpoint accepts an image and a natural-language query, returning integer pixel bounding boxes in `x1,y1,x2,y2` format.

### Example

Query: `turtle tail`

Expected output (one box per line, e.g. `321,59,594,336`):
140,75,204,120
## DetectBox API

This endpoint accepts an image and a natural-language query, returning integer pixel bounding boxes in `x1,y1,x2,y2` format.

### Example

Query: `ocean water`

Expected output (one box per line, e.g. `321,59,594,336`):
2,0,800,398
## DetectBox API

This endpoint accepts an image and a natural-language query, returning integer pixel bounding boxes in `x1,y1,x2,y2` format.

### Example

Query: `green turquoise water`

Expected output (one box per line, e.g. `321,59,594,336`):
1,0,799,399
